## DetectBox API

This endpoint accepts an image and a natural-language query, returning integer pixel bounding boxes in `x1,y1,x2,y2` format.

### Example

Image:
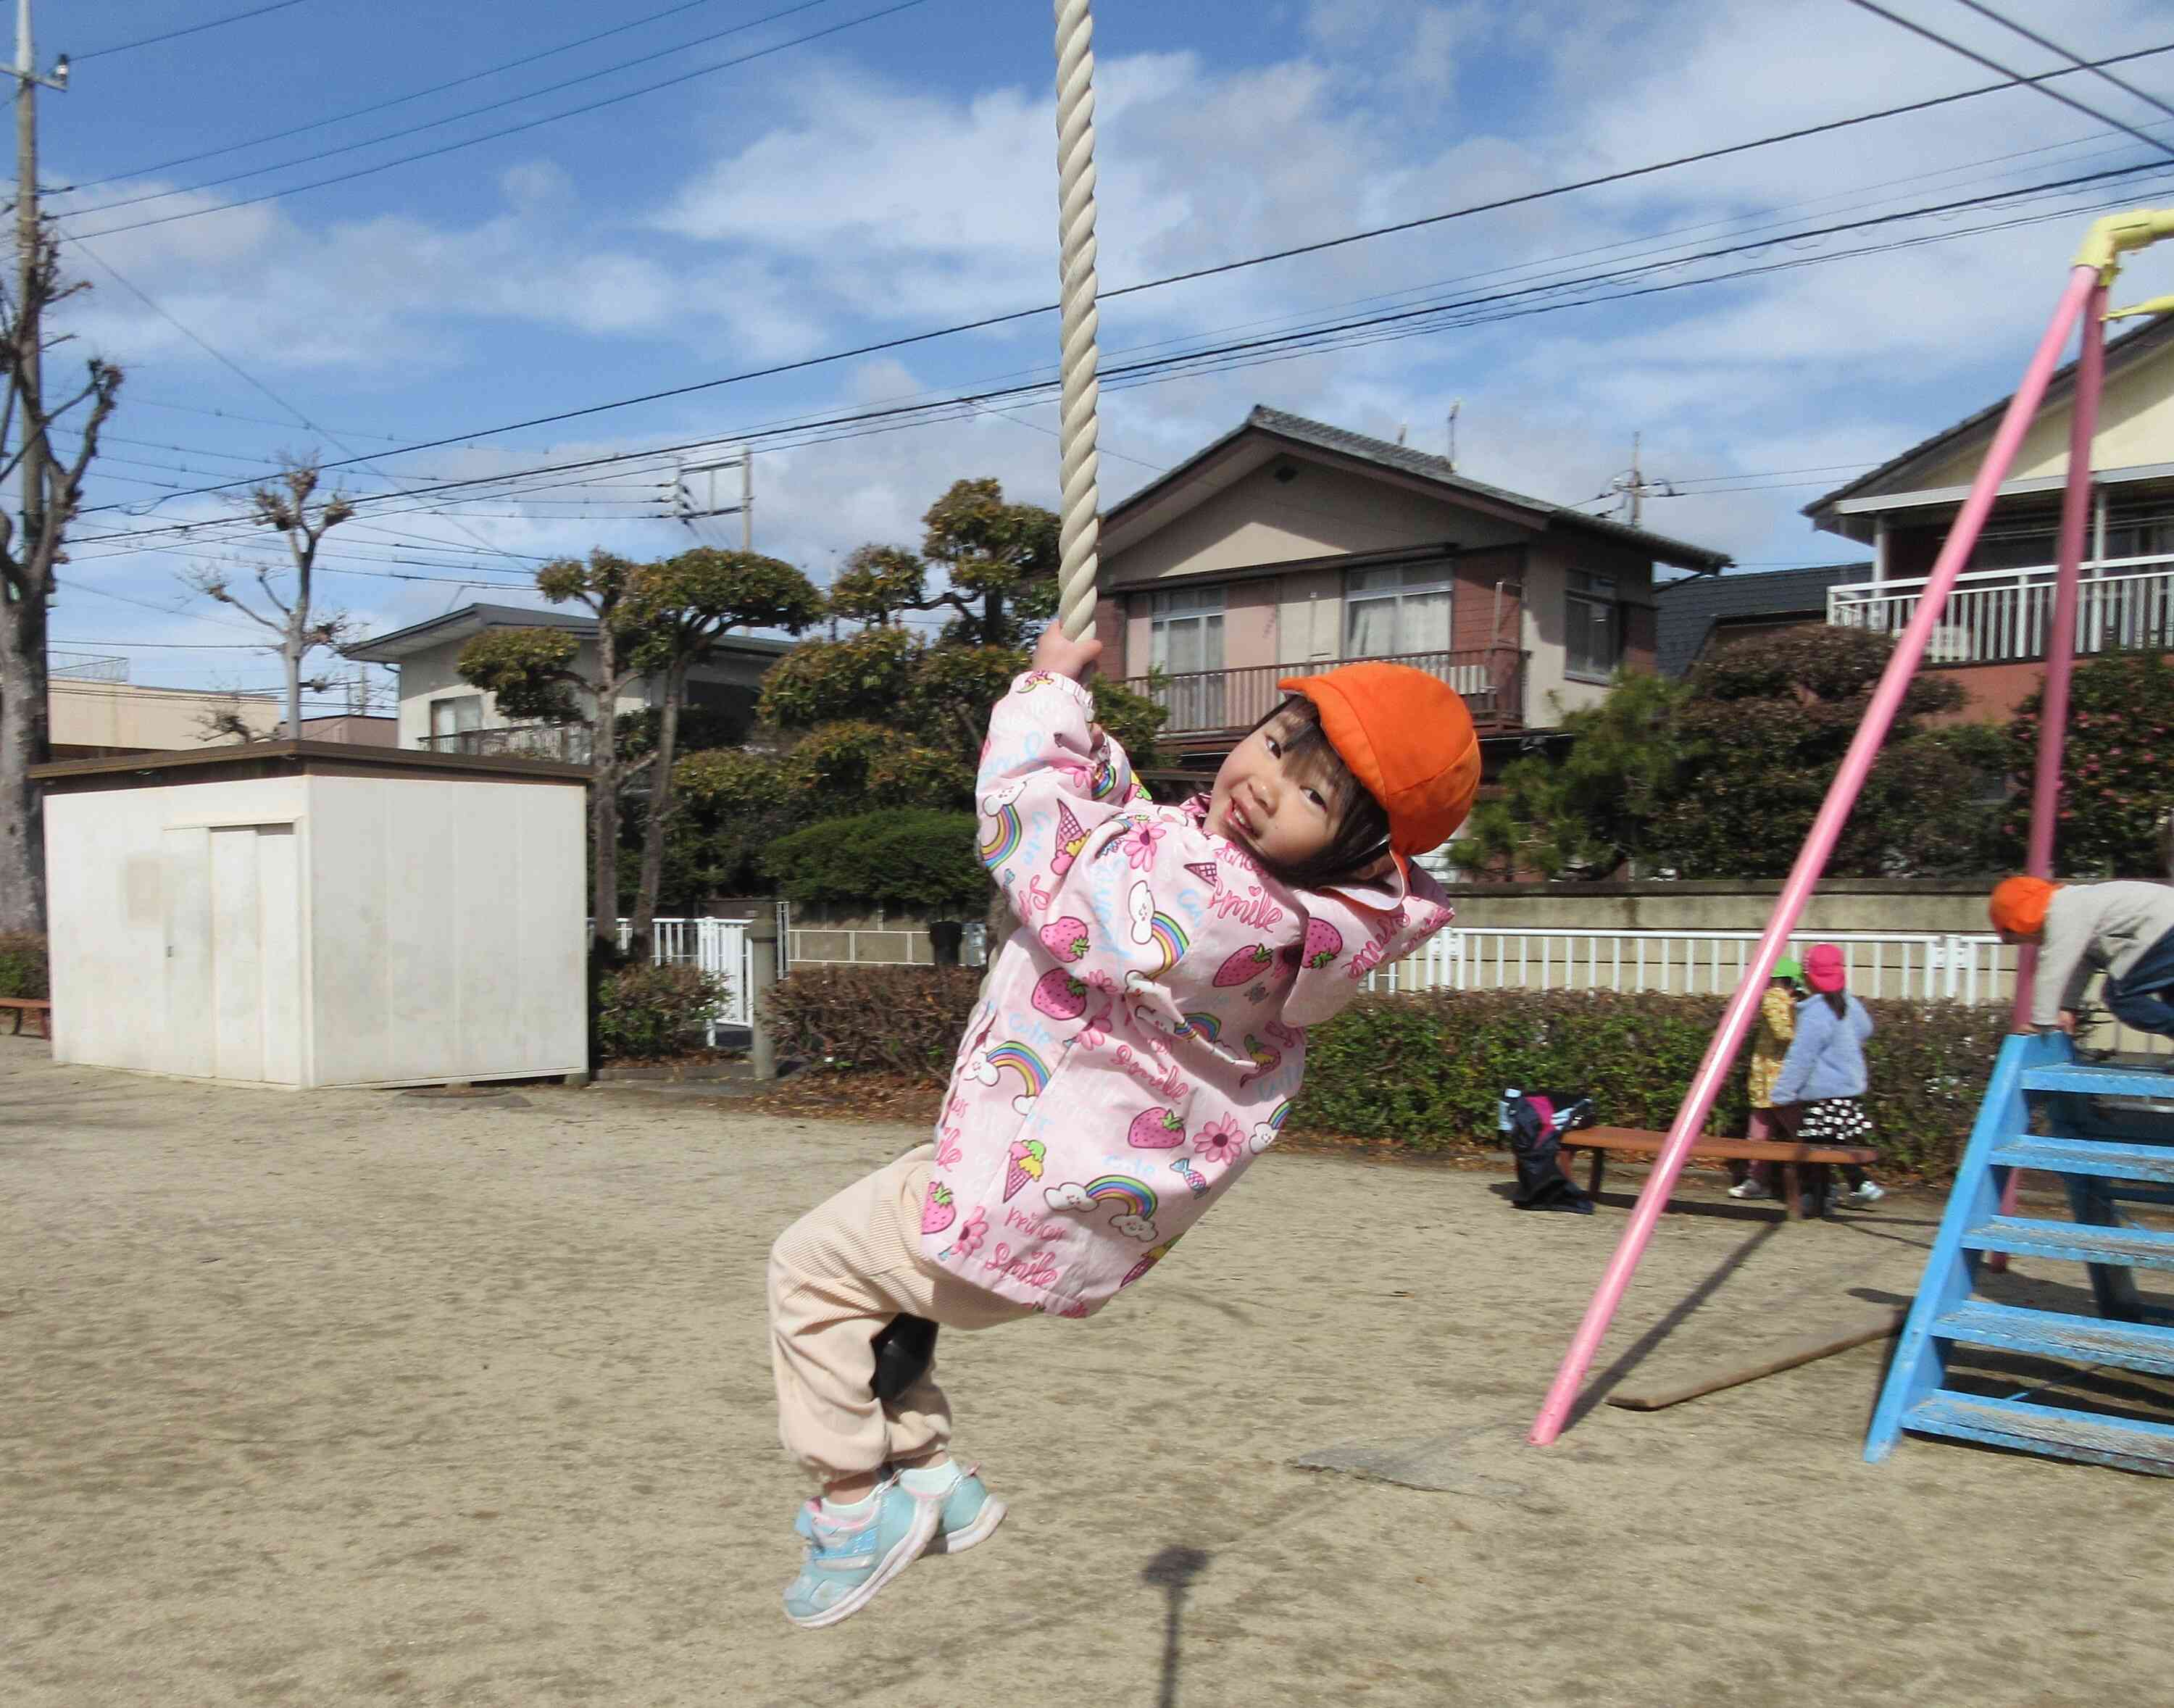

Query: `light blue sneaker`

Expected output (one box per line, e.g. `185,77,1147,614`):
917,1462,1008,1556
782,1478,938,1629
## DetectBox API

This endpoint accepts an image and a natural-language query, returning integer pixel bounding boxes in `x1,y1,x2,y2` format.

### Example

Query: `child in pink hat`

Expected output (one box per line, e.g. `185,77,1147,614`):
1769,943,1883,1212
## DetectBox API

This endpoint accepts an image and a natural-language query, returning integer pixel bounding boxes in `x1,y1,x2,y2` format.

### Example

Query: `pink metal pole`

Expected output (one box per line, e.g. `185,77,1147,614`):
2011,278,2105,1025
1986,279,2107,1254
1529,264,2102,1445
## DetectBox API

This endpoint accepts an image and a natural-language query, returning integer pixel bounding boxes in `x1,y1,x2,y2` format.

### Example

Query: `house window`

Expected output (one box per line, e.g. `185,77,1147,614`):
1148,586,1225,732
1345,562,1452,659
1565,570,1620,679
429,695,483,746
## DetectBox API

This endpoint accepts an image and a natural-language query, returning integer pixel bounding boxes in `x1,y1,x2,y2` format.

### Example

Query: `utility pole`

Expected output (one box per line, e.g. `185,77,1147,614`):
1606,431,1678,528
14,0,66,578
673,448,753,550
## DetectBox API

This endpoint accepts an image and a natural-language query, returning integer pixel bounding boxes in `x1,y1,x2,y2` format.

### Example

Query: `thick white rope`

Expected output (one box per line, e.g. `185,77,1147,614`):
1052,0,1102,643
980,0,1105,978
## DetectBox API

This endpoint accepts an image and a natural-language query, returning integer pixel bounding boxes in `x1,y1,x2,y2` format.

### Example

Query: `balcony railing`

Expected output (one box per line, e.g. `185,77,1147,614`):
1122,646,1526,737
1827,554,2174,665
420,725,593,764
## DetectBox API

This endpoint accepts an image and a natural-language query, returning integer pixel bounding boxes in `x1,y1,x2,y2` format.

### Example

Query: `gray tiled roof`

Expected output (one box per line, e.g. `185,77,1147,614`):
347,601,795,662
1654,564,1867,678
1104,405,1731,572
1246,407,1731,570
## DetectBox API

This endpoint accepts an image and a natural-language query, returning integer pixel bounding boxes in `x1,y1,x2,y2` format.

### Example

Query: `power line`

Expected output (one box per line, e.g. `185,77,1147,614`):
62,0,932,241
72,0,314,62
129,397,406,439
67,0,848,214
1953,0,2174,125
64,110,2147,529
51,638,281,649
1843,0,2174,162
65,0,770,191
70,41,2174,522
70,151,2174,542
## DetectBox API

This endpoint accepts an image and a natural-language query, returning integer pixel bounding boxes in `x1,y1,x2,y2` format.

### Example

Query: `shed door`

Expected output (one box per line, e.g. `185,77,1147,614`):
177,824,301,1084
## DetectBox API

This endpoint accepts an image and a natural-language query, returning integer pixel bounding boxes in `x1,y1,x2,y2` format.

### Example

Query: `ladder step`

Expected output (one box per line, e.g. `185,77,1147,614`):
1962,1215,2174,1269
1933,1300,2174,1375
2020,1064,2174,1099
1989,1134,2174,1182
1903,1392,2174,1476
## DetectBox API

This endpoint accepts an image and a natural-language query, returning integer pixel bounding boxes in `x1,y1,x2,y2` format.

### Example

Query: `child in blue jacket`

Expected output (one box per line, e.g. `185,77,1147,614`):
1770,943,1882,1210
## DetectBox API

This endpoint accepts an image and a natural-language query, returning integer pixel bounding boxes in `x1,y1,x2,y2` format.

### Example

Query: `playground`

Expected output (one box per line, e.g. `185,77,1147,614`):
7,1033,2170,1708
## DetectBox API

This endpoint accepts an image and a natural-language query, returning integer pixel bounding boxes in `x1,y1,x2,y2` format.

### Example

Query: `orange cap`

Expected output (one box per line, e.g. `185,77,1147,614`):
1277,662,1481,856
1989,875,2057,936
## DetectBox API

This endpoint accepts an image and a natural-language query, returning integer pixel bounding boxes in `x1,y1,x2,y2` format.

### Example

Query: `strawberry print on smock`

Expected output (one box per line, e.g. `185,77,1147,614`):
923,672,1456,1318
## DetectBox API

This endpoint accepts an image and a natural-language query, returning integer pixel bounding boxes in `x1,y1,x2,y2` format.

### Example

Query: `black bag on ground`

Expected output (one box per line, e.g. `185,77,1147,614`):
1503,1088,1596,1214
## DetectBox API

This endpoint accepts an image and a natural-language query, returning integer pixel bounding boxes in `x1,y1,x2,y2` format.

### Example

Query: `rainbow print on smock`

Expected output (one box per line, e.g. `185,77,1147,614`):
1146,912,1189,975
980,804,1024,868
986,1041,1049,1103
1080,1174,1157,1218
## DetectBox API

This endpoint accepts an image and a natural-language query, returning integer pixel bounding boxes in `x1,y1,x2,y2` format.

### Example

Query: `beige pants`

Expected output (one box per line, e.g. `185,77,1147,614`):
767,1145,1033,1481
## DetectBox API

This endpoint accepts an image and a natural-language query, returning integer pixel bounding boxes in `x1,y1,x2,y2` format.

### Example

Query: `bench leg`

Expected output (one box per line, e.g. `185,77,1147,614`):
1782,1162,1802,1220
1588,1149,1605,1200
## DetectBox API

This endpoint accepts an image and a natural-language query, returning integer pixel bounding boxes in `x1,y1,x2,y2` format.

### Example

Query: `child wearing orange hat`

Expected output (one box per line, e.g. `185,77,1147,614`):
765,624,1474,1627
1990,875,2174,1040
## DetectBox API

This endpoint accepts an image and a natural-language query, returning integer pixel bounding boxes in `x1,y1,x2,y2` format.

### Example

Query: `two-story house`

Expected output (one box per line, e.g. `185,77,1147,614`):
347,602,794,761
1091,407,1731,778
1801,311,2174,720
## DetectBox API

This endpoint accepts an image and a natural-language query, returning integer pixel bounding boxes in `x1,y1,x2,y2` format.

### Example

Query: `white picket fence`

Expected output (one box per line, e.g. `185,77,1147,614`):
1361,925,2170,1058
601,915,2170,1059
1365,928,2009,1003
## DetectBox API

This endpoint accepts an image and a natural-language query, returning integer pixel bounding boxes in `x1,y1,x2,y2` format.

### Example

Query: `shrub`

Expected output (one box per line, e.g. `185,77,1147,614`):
1295,990,1999,1180
2006,650,2174,878
763,809,988,916
765,964,988,1076
0,932,48,999
762,971,2000,1182
594,962,728,1062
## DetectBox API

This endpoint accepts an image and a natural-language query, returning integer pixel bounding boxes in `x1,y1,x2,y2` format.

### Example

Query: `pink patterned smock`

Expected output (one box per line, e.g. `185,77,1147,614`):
920,672,1456,1317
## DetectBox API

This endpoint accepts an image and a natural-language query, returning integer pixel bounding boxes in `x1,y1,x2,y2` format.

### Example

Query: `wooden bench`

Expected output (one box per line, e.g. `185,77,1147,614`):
0,996,51,1038
1561,1126,1879,1220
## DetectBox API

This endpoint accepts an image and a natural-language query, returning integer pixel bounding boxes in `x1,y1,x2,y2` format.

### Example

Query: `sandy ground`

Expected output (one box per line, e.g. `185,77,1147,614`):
5,1034,2171,1708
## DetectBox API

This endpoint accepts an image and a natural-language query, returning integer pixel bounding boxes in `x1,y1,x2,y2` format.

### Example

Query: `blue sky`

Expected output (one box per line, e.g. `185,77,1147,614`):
33,0,2174,709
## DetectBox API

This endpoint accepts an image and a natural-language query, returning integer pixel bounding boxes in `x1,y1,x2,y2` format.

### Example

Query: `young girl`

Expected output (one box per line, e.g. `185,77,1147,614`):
1726,955,1802,1201
1768,943,1882,1212
766,625,1477,1627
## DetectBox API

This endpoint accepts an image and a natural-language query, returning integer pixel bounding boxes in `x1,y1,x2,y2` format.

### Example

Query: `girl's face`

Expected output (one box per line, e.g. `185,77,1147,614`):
1205,711,1344,868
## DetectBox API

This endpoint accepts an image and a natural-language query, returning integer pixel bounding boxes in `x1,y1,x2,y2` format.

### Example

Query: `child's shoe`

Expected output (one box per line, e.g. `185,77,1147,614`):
1726,1178,1770,1201
1841,1180,1886,1207
903,1460,1007,1556
782,1478,937,1629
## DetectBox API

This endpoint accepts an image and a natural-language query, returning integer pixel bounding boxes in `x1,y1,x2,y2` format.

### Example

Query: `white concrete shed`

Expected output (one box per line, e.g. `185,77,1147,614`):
34,742,589,1088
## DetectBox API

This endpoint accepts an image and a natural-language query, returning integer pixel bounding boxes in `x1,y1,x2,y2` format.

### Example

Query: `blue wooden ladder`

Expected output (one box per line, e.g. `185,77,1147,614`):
1866,1030,2174,1475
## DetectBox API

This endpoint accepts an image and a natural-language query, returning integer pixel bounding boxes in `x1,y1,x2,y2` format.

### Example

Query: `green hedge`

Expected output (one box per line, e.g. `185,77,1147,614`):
765,970,2001,1181
1299,989,1999,1180
0,933,48,1000
762,809,987,916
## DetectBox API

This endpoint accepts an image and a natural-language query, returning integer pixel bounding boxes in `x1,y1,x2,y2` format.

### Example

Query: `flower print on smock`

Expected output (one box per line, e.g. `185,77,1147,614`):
925,672,1457,1319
